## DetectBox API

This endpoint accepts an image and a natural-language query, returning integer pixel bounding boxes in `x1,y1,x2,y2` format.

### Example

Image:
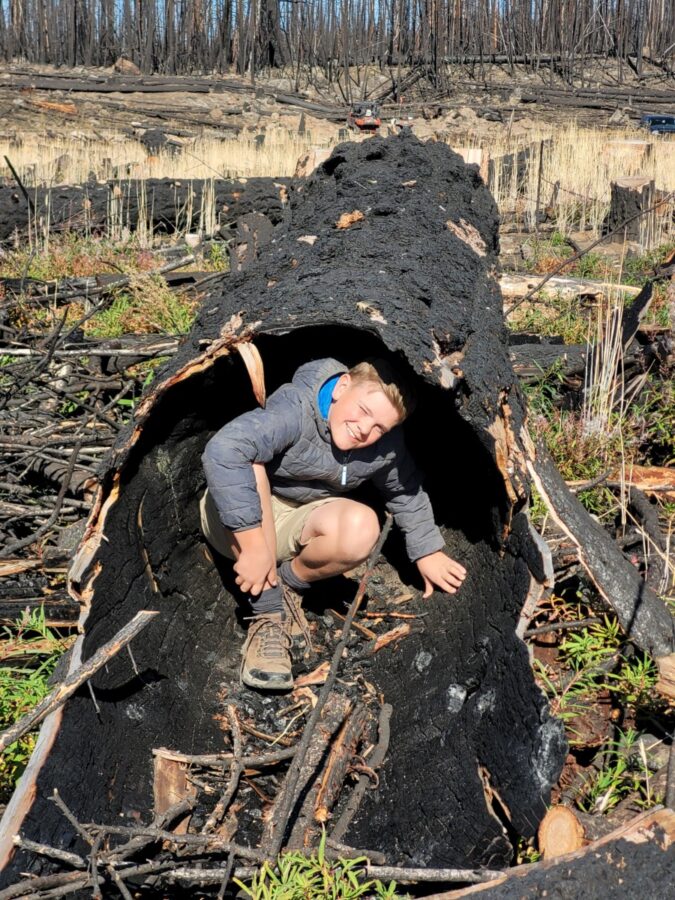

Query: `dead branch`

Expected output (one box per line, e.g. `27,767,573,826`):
330,703,393,842
365,864,503,884
263,514,393,859
201,705,244,834
0,610,158,752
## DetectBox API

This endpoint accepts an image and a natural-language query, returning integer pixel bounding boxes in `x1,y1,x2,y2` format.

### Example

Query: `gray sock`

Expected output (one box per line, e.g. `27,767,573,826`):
249,583,284,616
279,560,312,593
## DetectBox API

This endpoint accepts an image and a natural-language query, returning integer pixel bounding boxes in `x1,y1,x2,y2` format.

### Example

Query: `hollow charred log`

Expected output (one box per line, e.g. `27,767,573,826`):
0,133,567,880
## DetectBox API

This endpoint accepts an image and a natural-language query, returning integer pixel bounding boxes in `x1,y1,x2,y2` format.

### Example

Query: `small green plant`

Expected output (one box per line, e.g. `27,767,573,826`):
202,240,230,271
0,608,70,800
507,293,589,344
234,830,403,899
559,616,621,671
603,653,659,709
577,729,661,814
86,275,197,338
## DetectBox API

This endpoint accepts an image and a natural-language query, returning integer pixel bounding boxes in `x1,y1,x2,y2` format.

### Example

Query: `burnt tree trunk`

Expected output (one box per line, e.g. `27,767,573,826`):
0,177,290,243
0,134,567,878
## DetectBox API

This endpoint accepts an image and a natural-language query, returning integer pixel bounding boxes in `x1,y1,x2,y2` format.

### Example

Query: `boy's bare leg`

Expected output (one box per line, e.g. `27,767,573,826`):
291,499,380,582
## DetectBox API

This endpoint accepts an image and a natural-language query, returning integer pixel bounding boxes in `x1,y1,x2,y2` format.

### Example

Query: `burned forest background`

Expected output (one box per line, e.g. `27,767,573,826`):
1,0,675,83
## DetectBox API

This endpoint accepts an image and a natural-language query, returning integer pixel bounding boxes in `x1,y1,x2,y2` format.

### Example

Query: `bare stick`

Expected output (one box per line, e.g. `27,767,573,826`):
265,515,393,859
202,705,244,834
0,871,92,900
107,797,198,861
330,703,392,842
151,746,296,767
524,617,601,638
12,836,86,869
51,789,95,846
365,864,502,884
0,611,158,752
82,825,265,861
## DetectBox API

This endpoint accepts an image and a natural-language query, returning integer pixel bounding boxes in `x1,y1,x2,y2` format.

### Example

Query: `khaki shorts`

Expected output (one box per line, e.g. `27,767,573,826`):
200,489,336,562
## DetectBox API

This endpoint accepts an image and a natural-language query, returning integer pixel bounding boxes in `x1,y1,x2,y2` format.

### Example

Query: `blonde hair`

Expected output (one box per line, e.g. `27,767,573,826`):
347,359,416,421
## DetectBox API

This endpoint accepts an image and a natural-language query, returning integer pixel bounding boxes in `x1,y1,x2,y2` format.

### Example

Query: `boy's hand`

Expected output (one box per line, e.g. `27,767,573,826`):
416,551,466,598
234,547,277,596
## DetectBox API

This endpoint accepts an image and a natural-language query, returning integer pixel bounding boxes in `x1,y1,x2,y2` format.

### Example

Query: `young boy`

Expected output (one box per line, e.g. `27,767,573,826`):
201,357,466,690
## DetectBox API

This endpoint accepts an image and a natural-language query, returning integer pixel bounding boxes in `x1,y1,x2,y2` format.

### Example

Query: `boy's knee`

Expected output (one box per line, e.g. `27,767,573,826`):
337,505,380,563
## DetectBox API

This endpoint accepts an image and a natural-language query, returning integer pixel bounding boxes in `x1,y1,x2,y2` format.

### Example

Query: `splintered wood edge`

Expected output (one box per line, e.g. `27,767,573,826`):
0,323,257,870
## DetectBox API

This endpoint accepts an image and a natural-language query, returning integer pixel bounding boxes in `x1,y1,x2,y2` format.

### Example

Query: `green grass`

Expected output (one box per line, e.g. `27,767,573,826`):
0,608,70,802
576,729,662,814
508,295,591,344
235,831,404,899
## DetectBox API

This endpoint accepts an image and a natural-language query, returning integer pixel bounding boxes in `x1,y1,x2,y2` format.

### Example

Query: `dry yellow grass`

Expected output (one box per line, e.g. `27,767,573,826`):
482,123,675,238
0,129,334,184
1,122,673,242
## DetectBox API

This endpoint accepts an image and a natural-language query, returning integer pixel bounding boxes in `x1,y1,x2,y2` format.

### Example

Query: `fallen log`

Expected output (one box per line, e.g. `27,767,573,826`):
0,177,289,244
526,439,675,661
500,273,641,302
0,133,566,879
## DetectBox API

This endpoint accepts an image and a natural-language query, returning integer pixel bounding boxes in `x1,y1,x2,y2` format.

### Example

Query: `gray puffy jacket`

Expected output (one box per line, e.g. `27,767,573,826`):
202,357,445,561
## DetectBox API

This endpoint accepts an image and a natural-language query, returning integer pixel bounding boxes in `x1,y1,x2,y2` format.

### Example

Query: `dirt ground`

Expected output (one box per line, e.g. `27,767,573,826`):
0,61,665,158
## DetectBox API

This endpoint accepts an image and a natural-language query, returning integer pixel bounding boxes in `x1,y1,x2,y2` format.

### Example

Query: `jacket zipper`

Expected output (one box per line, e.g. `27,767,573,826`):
340,451,351,486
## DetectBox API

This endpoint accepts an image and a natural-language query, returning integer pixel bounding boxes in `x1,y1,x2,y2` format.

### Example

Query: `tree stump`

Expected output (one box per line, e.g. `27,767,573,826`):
604,176,657,248
0,133,567,880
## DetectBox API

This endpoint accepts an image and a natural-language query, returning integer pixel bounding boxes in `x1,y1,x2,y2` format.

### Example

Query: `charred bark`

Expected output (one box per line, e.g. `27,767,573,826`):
0,177,289,244
0,133,566,879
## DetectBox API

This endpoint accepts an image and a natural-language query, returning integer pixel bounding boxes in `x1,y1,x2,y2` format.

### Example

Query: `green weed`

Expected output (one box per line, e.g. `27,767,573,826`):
577,729,661,814
202,240,230,271
235,830,403,899
508,294,589,344
86,276,197,338
0,608,70,801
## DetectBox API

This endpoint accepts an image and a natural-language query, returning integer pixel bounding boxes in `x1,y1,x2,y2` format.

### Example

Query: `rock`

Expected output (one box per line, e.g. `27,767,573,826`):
609,108,630,126
114,57,141,76
294,147,332,178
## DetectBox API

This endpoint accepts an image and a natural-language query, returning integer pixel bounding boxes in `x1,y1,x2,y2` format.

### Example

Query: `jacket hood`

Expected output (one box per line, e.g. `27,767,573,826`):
292,357,348,442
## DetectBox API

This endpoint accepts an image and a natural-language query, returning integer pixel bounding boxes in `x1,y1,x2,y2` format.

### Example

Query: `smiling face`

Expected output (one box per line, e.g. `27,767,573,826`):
327,375,402,451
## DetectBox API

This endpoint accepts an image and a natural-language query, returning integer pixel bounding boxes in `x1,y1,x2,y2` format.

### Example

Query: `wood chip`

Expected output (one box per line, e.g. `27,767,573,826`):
294,663,330,687
391,592,414,605
0,559,41,577
335,210,365,229
372,623,412,653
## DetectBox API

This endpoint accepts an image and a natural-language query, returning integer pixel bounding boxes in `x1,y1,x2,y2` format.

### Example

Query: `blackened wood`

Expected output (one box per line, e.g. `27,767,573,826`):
509,342,588,381
0,611,158,752
527,441,675,658
426,807,675,898
0,178,289,243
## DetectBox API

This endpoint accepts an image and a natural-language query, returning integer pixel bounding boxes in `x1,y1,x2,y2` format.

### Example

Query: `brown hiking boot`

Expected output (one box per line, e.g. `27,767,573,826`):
281,584,313,652
241,613,293,690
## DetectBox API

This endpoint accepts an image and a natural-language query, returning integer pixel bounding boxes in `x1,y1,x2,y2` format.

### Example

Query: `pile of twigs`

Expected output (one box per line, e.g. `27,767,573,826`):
0,260,194,565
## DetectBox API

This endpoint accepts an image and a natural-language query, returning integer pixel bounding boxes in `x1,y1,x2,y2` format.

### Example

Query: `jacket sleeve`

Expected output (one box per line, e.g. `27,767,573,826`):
202,384,304,532
371,431,446,562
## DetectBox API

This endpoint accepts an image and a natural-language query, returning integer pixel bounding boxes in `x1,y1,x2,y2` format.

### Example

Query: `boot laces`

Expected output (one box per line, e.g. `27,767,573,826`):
249,616,291,659
282,586,314,650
